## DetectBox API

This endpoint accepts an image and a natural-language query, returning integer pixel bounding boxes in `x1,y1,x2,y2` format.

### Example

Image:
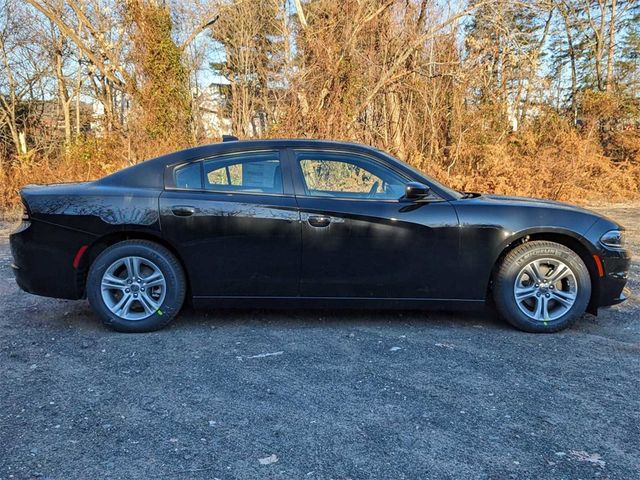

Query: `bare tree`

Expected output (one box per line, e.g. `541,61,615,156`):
210,0,281,137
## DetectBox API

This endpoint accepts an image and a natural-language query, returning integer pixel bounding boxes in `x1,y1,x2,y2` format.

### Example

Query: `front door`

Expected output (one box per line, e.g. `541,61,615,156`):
290,149,459,299
159,149,301,298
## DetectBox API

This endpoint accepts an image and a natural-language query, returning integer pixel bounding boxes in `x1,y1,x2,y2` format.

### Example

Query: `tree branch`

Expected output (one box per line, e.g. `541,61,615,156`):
180,15,219,52
25,0,130,90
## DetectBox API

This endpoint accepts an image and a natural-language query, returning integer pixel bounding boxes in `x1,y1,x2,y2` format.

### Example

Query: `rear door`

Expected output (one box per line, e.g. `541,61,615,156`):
159,149,301,297
289,149,460,299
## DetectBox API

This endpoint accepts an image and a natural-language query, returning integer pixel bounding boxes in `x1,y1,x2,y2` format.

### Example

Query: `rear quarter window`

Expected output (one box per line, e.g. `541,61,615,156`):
174,163,202,189
203,151,282,194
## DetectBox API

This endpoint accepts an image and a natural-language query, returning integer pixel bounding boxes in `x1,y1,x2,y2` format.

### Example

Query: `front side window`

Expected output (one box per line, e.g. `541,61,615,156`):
297,152,406,200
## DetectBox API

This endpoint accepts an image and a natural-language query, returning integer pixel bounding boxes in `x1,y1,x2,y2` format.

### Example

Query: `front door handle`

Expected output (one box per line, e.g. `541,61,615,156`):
171,205,196,217
308,215,332,227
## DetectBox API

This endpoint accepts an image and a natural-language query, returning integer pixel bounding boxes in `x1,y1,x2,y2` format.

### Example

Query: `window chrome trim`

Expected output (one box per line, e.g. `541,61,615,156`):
168,149,285,195
292,194,445,203
163,186,292,198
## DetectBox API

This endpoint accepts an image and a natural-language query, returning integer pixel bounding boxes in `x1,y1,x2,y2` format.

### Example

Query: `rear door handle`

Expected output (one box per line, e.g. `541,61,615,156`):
171,205,196,217
308,215,332,227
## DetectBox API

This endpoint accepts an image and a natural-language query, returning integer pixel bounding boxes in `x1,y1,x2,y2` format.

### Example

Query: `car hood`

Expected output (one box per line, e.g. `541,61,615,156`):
468,193,622,231
478,194,598,215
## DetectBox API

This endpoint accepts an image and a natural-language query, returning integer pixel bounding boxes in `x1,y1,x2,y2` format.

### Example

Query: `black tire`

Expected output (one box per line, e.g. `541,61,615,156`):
493,240,591,333
87,240,186,332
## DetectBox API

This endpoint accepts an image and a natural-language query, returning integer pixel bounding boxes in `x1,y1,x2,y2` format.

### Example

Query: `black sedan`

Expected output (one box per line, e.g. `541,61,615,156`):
9,138,630,333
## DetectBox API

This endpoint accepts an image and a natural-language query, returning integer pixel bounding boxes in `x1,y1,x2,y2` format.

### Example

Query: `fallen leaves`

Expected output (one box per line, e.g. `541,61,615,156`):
258,454,279,465
236,351,284,361
569,450,606,468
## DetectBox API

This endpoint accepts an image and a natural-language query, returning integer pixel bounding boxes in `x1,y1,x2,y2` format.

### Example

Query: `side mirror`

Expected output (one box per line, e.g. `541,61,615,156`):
404,182,430,200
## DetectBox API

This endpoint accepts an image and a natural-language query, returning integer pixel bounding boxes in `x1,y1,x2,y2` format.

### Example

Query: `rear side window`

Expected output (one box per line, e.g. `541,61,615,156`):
203,151,283,194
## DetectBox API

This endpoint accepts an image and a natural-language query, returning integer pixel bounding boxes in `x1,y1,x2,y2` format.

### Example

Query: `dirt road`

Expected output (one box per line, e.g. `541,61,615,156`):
1,204,638,479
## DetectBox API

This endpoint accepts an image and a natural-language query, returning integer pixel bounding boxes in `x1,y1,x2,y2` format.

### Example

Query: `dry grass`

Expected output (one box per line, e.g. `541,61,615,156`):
423,124,640,203
4,1,638,220
1,122,639,220
0,135,132,218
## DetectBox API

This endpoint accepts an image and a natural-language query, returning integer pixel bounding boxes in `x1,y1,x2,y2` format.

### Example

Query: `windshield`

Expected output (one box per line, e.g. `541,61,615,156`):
377,151,464,200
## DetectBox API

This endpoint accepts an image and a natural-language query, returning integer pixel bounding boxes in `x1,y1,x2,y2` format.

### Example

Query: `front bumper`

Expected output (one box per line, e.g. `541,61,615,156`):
597,249,631,308
608,287,631,306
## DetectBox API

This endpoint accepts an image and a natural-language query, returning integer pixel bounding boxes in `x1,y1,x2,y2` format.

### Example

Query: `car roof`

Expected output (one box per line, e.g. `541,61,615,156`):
157,139,381,163
95,139,382,188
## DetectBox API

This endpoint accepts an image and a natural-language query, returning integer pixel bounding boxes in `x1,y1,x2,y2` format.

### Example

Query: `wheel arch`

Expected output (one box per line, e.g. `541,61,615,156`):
488,229,601,315
75,229,190,299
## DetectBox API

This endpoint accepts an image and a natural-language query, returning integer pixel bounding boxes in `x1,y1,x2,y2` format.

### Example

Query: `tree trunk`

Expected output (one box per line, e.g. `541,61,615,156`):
605,0,617,91
293,0,308,29
386,91,404,159
54,42,72,147
559,4,578,124
75,72,82,140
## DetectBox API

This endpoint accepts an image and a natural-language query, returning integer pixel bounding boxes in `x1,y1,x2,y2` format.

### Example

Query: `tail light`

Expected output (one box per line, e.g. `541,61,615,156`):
21,201,30,221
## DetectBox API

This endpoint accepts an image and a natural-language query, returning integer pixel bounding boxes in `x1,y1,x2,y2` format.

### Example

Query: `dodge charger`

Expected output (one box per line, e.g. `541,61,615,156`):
9,138,631,332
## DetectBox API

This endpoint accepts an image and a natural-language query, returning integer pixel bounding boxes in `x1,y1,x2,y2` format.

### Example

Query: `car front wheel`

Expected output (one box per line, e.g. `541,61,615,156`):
493,240,591,333
87,240,186,332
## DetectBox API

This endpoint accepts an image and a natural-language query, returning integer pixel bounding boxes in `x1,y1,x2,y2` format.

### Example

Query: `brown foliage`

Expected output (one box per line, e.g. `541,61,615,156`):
433,116,640,202
0,136,131,218
269,0,639,204
125,0,193,159
1,0,639,218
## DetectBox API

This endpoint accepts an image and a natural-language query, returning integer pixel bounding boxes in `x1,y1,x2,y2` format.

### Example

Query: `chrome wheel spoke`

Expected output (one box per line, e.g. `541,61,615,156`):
143,273,164,288
541,295,550,320
532,295,550,321
113,293,135,317
547,264,569,283
102,273,127,290
138,292,160,314
525,261,543,283
551,289,576,308
515,285,536,301
125,256,141,281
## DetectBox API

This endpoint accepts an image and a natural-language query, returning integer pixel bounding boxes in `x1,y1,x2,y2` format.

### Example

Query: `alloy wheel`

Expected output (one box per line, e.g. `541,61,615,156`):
100,256,166,321
513,258,578,322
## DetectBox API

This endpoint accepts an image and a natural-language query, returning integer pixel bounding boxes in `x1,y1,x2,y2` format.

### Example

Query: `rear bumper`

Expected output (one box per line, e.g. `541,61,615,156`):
9,220,89,300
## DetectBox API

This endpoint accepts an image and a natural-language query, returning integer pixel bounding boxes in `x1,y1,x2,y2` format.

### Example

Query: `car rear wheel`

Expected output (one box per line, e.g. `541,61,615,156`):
87,240,186,332
493,240,591,333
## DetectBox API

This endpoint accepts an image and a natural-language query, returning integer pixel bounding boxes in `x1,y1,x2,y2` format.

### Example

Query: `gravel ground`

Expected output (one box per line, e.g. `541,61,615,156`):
0,204,638,480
